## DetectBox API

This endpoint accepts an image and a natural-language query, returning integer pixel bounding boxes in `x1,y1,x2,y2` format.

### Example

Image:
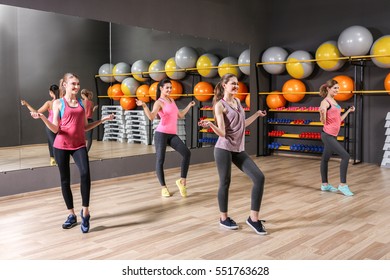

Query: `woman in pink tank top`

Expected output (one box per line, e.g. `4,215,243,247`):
30,73,113,233
136,78,195,198
21,84,59,166
319,79,355,196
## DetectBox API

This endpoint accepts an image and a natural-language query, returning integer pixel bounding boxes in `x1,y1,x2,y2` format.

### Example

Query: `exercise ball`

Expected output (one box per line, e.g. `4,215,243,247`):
234,82,248,101
170,80,183,100
136,84,151,103
98,63,115,83
120,97,137,110
245,94,250,108
193,81,213,102
218,56,242,78
315,41,345,71
121,77,140,97
110,84,124,101
196,53,219,78
165,57,186,80
261,46,288,75
238,49,250,75
175,46,198,69
266,92,286,109
107,85,113,98
149,59,167,81
370,35,390,68
384,73,390,94
282,79,306,103
113,62,131,82
286,50,314,79
149,82,158,101
131,60,149,82
333,75,354,101
338,25,373,56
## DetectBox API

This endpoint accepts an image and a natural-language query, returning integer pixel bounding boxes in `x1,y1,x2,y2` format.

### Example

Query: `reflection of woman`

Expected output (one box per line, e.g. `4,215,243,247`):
30,73,114,233
136,78,195,197
81,89,98,152
319,79,355,196
198,73,267,235
21,84,59,166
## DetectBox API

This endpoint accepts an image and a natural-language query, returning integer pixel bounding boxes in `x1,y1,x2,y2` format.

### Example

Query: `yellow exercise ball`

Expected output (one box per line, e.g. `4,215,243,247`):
370,35,390,68
316,41,345,71
286,50,314,79
218,56,242,78
165,57,186,80
196,53,219,78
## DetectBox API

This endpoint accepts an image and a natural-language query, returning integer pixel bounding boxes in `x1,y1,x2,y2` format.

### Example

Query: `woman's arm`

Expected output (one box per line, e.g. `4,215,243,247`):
178,101,196,119
245,109,267,127
341,105,355,121
319,100,329,124
85,113,114,131
30,100,60,133
21,100,50,114
198,101,226,137
136,99,162,121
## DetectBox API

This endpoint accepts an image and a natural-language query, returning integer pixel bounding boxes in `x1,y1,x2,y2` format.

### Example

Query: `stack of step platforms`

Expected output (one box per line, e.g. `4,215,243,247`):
101,105,127,142
125,110,152,145
381,112,390,168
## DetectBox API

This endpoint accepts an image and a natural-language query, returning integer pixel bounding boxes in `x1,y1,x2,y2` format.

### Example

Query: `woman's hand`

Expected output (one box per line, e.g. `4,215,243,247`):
189,101,196,107
198,119,212,128
349,106,355,112
256,110,267,117
30,112,43,119
21,100,27,106
136,99,145,107
101,113,114,123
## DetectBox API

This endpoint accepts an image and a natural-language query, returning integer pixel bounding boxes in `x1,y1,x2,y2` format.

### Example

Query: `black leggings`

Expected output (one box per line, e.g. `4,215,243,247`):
321,131,350,184
86,118,93,152
45,127,56,157
154,131,191,186
54,147,91,209
214,147,265,213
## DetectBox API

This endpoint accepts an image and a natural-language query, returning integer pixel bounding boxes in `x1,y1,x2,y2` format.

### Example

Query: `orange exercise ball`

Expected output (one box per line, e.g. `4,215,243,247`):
333,75,354,101
136,84,151,103
266,92,286,109
245,94,250,108
170,80,183,100
282,79,306,102
149,82,158,101
234,81,248,101
193,81,213,102
385,73,390,95
120,97,136,110
107,85,113,98
110,84,124,101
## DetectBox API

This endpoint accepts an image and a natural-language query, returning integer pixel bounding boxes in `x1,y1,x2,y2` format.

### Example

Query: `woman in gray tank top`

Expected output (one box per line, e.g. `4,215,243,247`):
198,74,268,235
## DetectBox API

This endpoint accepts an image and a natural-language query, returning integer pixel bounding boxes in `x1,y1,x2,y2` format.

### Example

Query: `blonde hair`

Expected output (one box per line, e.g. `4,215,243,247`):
319,79,338,98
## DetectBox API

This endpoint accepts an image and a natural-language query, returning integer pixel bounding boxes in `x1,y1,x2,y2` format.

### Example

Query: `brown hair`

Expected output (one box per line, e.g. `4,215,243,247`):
81,89,93,99
319,79,338,98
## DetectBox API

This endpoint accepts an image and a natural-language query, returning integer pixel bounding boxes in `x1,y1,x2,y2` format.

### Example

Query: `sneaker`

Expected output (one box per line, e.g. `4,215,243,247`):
161,187,171,197
175,179,187,197
321,184,338,192
50,157,57,166
220,217,238,230
62,214,77,229
338,185,354,196
246,217,267,235
80,209,90,233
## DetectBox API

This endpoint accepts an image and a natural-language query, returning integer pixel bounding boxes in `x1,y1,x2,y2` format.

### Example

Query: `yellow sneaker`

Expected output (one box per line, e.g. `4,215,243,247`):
50,157,57,166
161,187,171,197
175,179,187,197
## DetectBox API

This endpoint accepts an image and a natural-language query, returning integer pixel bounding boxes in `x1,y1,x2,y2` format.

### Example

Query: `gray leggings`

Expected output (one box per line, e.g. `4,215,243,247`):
154,131,191,186
214,147,265,213
321,131,350,184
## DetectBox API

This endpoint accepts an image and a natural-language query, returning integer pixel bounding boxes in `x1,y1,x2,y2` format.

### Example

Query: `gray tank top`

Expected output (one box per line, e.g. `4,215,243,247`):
215,99,245,152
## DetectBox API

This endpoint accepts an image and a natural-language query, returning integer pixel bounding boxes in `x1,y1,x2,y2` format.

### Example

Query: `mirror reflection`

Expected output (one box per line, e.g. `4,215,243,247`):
0,4,249,173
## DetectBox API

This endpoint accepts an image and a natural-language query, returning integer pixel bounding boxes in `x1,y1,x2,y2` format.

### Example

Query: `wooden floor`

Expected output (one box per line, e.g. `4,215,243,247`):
0,155,389,260
0,141,161,172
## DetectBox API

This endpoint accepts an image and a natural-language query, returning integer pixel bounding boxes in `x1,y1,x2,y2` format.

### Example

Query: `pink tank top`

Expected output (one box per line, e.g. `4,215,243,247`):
47,109,54,122
155,98,179,134
323,99,341,137
84,99,93,119
215,99,245,152
54,98,86,150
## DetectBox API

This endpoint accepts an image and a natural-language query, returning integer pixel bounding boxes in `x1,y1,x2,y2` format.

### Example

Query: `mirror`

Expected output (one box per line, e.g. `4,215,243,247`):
0,4,249,173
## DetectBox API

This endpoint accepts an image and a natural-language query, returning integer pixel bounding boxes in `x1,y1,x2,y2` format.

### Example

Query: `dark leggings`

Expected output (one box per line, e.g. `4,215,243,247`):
54,147,91,209
45,127,56,157
321,131,350,184
214,147,265,213
154,131,191,186
86,118,93,152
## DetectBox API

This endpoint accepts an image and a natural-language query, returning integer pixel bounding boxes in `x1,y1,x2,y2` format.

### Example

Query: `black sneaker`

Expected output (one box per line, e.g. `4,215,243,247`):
220,217,239,230
246,217,267,235
80,209,90,234
62,214,77,229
